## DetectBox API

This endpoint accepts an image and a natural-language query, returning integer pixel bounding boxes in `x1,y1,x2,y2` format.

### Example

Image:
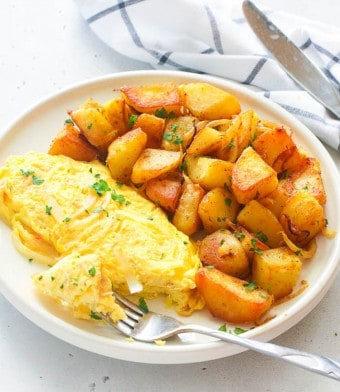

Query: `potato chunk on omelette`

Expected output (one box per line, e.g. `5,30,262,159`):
0,152,203,321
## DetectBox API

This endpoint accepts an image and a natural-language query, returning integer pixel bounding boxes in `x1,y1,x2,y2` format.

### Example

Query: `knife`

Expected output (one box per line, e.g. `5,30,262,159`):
242,0,340,119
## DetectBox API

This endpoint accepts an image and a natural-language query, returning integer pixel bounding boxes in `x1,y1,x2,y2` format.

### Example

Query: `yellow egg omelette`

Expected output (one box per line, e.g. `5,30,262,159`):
0,152,204,322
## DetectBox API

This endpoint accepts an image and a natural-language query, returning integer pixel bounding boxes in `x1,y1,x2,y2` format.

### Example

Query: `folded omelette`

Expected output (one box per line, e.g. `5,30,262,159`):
0,152,203,321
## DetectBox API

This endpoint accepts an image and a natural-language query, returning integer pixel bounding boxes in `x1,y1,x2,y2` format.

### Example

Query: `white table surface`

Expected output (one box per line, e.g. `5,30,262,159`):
0,1,339,391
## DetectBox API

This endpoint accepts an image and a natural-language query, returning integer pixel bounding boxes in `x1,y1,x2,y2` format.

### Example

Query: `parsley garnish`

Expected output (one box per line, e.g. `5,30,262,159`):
32,175,44,185
250,239,264,255
128,114,138,128
45,205,52,215
111,189,126,204
91,179,111,196
138,297,149,313
64,119,74,125
155,108,176,119
234,327,246,335
254,231,268,243
235,231,245,240
88,266,96,277
243,281,257,291
224,198,232,207
20,169,34,176
218,324,227,332
90,310,102,320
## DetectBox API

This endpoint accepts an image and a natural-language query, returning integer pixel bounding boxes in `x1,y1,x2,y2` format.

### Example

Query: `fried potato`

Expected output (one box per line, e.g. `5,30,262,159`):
172,182,205,235
236,200,284,248
145,177,182,213
48,123,98,161
216,110,258,162
161,116,196,151
195,267,273,323
227,222,269,260
102,97,130,136
69,99,119,148
232,146,278,204
252,247,303,299
132,113,165,148
131,148,182,184
198,230,249,278
179,82,241,120
252,126,296,169
186,126,222,155
185,155,233,191
120,82,183,116
198,187,240,233
106,128,147,183
279,191,325,247
281,157,326,205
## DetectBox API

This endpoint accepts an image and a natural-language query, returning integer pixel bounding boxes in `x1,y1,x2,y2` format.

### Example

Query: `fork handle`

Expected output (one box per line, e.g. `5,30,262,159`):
181,324,340,381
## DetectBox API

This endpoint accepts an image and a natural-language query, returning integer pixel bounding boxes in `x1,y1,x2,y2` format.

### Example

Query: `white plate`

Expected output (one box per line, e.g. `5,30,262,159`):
0,70,339,364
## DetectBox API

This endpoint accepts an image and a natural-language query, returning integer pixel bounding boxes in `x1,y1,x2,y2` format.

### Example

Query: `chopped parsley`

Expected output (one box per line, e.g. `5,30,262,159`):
32,175,44,185
64,119,74,125
90,310,102,320
45,205,52,215
128,114,138,128
224,198,232,207
243,281,258,291
218,324,227,332
20,168,34,176
254,231,268,243
88,266,96,277
155,107,176,119
234,327,247,335
63,217,71,222
250,239,264,255
138,297,149,313
111,189,127,204
91,179,111,196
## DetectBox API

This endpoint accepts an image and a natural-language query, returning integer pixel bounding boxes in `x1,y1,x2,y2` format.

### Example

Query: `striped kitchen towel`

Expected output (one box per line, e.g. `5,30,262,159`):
75,0,340,151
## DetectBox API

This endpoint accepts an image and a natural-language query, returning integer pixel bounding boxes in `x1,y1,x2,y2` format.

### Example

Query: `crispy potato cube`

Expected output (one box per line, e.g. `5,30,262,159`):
232,146,278,204
258,181,289,218
172,182,205,235
161,116,196,151
227,222,270,260
252,126,296,169
185,155,233,191
195,267,273,323
131,148,182,184
120,82,182,116
198,187,240,233
215,110,258,163
279,191,325,247
48,123,98,161
252,247,303,299
236,200,284,248
179,82,241,120
133,113,165,147
69,101,119,148
186,126,222,155
106,128,147,183
281,157,326,205
199,230,249,278
102,97,130,136
145,177,182,213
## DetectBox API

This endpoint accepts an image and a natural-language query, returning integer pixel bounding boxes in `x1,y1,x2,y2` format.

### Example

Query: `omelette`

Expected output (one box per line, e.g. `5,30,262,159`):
0,152,204,322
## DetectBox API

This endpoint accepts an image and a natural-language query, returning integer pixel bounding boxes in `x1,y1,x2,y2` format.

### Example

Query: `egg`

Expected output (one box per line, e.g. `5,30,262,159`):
0,152,204,321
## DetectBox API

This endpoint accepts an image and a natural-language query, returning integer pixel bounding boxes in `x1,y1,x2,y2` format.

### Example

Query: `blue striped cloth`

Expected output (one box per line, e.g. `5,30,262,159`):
76,0,340,151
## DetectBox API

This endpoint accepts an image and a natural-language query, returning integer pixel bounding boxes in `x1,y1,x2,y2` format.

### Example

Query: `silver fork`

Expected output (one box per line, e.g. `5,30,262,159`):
99,291,340,381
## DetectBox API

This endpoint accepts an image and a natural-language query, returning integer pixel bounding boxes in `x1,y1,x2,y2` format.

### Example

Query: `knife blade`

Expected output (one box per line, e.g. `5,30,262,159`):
242,0,340,119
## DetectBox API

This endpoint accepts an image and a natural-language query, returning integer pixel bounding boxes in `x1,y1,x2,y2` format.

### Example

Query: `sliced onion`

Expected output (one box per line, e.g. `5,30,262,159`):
281,231,316,259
